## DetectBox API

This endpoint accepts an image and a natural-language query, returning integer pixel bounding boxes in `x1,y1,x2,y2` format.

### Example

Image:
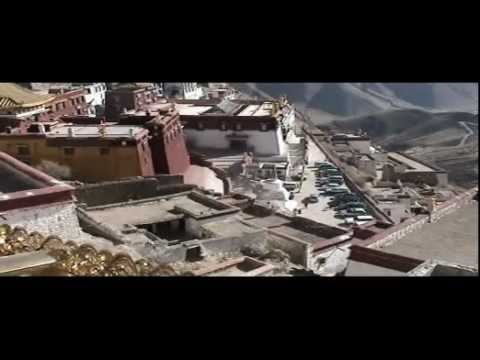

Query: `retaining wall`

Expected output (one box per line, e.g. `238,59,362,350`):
75,176,185,207
364,187,477,249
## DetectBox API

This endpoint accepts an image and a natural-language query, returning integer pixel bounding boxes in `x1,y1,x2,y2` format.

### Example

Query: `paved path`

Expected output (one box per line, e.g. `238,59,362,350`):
458,121,475,146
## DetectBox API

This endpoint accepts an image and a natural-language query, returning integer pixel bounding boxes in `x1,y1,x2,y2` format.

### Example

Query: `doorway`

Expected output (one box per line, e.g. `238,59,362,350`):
230,140,247,151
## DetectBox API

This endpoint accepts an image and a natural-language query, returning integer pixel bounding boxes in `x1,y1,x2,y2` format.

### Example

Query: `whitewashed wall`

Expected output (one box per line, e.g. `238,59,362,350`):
184,127,287,156
349,140,371,154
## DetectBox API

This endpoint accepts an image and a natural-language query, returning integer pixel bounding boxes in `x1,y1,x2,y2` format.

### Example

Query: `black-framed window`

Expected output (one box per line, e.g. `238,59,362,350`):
64,147,75,156
17,145,30,156
100,148,110,156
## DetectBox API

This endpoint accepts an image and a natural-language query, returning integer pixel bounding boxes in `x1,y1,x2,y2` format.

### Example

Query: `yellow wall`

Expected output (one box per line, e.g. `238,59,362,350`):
0,137,142,182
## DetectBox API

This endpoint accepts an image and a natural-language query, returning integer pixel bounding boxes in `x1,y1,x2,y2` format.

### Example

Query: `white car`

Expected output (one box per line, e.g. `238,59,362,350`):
355,215,374,222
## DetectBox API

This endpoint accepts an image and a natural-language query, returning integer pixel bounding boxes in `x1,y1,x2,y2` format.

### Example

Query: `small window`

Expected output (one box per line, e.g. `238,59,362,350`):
17,145,30,156
220,122,227,131
64,148,75,156
260,123,268,131
235,123,242,131
198,122,204,130
100,148,110,155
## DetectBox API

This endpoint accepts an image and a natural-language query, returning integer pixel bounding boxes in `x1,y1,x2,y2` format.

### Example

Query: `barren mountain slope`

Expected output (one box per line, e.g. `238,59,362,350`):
234,83,478,122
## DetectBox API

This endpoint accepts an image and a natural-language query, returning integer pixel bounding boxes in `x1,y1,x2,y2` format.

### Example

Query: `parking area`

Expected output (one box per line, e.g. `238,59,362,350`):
288,136,372,229
289,137,349,229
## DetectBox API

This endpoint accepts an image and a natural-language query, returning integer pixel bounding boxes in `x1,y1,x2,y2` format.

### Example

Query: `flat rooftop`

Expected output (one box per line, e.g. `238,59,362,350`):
176,104,214,116
85,192,237,229
240,214,292,228
202,219,261,238
47,125,145,138
237,103,273,117
382,202,479,268
271,223,345,245
86,199,183,228
176,100,278,117
388,152,435,172
345,260,406,276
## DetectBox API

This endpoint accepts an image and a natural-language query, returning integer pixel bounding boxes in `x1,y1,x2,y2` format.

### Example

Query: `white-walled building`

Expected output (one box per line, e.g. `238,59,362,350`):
72,83,107,116
177,98,295,157
162,83,203,100
331,134,371,155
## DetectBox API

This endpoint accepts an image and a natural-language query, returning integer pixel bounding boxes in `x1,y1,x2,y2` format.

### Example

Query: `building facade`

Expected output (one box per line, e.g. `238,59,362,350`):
161,83,203,100
105,85,161,120
177,99,295,157
117,106,191,175
0,124,155,182
74,83,107,115
0,84,90,133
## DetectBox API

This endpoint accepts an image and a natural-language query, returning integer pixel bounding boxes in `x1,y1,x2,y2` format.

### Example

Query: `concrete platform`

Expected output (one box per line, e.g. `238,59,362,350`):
382,202,478,268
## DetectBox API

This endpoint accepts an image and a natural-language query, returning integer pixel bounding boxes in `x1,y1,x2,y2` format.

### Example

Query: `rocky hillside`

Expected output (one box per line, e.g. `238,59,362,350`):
332,109,478,189
233,83,478,123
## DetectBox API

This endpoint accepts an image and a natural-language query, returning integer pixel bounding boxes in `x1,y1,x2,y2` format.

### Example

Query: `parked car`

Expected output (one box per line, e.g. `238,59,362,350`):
326,171,342,177
326,187,350,195
308,194,319,203
354,215,374,223
328,178,344,185
315,161,332,167
334,202,365,211
332,193,359,201
319,182,341,190
329,197,360,207
328,175,344,181
338,208,367,217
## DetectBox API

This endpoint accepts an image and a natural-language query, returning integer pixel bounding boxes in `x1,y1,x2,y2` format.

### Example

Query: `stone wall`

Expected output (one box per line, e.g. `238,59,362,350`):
200,230,268,255
399,171,448,187
266,229,311,267
74,176,187,207
2,201,83,241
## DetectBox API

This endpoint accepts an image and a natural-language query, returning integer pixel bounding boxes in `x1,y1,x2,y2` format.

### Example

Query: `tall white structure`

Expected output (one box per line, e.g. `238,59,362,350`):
162,83,203,100
177,99,295,157
72,83,107,116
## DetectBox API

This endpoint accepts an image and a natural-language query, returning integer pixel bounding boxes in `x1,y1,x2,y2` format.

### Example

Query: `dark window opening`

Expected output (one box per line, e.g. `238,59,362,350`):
230,140,247,151
17,145,31,156
100,148,110,155
64,148,75,156
186,246,203,262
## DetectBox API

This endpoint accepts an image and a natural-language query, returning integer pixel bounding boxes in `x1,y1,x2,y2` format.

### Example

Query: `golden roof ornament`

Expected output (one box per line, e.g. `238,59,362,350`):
0,225,177,276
